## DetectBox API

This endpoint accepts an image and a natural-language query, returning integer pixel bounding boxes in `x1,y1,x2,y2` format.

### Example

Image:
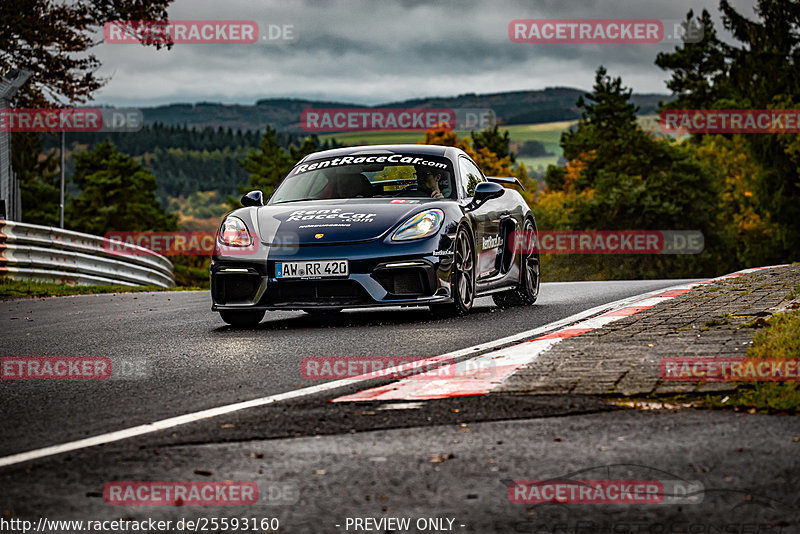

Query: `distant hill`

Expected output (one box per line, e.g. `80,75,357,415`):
139,87,671,132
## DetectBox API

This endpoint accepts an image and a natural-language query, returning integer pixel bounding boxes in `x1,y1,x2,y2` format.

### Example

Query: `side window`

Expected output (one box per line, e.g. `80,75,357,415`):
458,157,484,198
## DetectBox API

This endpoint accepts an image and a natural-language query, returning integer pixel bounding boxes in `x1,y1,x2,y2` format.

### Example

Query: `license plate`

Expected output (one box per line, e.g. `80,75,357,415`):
275,260,349,279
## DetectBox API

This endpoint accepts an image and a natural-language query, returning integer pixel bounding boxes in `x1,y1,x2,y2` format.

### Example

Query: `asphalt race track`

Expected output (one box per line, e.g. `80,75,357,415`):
0,280,687,456
2,279,799,532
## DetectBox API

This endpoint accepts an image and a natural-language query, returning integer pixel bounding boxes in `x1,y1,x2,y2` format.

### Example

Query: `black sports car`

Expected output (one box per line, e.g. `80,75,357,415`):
211,144,539,326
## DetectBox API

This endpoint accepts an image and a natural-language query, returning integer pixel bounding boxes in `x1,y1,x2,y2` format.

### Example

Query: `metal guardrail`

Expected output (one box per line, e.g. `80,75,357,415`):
0,220,175,287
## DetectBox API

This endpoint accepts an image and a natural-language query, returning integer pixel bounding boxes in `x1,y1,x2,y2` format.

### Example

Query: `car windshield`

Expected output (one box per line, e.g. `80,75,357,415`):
270,153,455,204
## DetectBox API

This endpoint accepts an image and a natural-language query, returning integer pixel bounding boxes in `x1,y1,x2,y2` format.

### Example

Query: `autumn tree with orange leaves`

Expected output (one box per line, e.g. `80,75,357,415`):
536,67,723,280
420,124,537,205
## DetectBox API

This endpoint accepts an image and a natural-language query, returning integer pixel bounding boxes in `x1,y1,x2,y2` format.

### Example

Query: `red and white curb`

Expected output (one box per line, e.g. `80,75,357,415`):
332,266,780,402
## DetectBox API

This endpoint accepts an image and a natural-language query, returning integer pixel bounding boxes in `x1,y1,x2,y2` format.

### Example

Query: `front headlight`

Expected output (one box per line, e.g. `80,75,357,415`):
392,209,444,241
218,216,252,247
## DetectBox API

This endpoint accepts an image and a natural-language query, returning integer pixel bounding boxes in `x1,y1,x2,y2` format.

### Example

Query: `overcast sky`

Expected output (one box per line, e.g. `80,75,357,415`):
91,0,759,107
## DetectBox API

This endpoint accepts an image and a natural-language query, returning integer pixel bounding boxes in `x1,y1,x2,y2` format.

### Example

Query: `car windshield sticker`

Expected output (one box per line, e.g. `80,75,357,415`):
289,154,448,176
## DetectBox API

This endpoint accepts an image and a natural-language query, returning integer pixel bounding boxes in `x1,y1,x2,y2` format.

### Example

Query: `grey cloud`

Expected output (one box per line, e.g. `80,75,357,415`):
91,0,759,107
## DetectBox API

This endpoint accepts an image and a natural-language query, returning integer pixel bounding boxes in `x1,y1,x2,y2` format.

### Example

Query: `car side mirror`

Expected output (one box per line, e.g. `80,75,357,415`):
468,182,504,209
241,190,264,207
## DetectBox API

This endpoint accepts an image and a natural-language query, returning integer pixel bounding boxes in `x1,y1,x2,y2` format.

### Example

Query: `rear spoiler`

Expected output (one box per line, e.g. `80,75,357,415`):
486,176,525,191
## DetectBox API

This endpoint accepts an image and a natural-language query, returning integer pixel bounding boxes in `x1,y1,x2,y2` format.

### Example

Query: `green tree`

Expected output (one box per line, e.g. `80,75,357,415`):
239,126,293,200
12,133,61,226
3,0,176,226
690,135,781,267
471,124,515,163
654,9,731,110
539,67,723,280
517,140,552,158
573,66,639,133
657,0,800,261
1,0,174,107
67,140,177,234
289,134,322,161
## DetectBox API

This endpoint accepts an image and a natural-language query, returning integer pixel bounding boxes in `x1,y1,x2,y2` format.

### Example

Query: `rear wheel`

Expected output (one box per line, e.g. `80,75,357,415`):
430,226,475,316
493,218,539,307
219,310,265,326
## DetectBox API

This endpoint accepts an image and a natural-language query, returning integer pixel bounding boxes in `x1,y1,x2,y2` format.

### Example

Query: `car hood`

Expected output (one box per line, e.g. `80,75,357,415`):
255,199,444,245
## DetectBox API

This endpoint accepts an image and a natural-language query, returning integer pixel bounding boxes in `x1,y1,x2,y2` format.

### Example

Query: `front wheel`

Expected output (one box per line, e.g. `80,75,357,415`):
493,218,540,308
219,309,265,327
430,226,475,316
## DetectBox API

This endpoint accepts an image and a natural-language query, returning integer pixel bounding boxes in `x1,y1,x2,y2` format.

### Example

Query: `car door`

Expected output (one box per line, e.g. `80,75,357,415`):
458,156,502,280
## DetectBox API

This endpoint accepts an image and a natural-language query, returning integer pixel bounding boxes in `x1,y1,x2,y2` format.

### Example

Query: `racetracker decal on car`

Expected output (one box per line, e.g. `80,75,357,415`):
289,155,447,176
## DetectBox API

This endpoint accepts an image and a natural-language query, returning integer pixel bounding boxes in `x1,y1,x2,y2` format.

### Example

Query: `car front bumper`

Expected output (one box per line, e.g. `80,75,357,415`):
211,236,455,311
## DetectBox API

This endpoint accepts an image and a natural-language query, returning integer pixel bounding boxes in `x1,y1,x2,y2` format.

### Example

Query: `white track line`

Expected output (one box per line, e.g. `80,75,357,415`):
0,273,771,469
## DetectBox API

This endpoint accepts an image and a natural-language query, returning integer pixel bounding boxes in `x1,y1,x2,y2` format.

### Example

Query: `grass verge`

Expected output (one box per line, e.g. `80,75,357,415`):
716,310,800,413
618,310,800,414
0,278,202,298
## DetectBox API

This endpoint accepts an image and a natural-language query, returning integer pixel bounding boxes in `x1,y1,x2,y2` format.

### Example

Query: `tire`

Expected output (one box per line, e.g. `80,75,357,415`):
219,309,265,326
430,225,475,315
492,218,540,308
